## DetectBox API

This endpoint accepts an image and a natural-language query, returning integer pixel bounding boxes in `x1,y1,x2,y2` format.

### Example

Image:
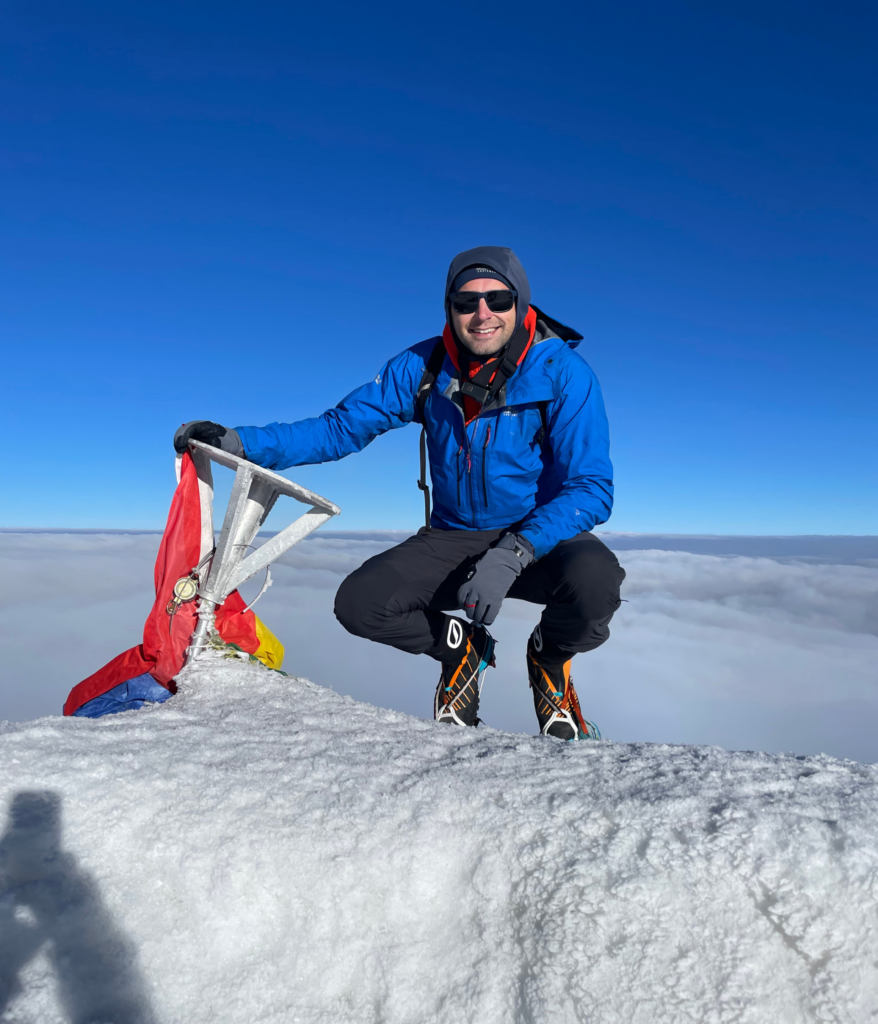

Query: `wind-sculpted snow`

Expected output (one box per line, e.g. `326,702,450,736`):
2,659,876,1023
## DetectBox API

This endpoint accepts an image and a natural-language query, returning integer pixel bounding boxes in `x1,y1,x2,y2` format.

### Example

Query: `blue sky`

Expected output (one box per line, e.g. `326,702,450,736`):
2,0,876,533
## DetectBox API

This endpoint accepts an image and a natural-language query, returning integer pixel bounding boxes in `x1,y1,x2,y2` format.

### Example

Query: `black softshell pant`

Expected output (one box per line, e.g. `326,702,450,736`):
334,528,625,665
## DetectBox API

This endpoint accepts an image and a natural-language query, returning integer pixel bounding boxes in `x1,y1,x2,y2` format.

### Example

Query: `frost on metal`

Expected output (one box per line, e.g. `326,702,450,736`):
185,439,339,659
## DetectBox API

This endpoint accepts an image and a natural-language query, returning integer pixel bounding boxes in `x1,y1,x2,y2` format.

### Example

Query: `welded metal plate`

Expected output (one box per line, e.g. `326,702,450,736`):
188,439,340,515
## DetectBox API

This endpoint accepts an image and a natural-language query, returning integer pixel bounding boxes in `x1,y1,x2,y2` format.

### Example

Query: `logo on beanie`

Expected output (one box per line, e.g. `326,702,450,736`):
447,619,464,649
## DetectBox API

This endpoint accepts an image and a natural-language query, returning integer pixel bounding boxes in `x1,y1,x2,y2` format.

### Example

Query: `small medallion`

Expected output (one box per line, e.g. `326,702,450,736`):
166,570,200,628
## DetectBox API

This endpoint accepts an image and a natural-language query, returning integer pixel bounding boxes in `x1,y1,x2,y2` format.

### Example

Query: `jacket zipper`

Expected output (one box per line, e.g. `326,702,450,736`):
456,445,463,505
481,424,491,507
464,419,477,527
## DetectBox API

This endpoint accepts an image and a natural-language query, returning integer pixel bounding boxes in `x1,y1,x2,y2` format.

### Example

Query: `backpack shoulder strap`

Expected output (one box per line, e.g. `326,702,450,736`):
416,340,447,530
416,339,447,422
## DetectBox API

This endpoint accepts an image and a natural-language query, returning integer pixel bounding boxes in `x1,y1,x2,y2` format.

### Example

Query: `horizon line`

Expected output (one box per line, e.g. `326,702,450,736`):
2,527,876,540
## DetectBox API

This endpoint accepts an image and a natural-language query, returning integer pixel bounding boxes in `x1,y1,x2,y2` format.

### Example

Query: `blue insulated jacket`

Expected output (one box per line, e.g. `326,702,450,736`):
236,332,614,559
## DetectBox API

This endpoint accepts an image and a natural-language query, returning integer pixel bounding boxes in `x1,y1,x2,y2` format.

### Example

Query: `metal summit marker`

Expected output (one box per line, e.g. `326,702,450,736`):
185,439,340,662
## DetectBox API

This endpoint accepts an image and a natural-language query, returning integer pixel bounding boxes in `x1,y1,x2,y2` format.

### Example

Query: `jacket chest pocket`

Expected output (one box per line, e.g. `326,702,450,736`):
496,405,547,452
482,406,547,494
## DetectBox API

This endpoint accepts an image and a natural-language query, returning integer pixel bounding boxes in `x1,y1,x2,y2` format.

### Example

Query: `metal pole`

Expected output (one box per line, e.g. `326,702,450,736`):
186,598,217,664
182,440,340,667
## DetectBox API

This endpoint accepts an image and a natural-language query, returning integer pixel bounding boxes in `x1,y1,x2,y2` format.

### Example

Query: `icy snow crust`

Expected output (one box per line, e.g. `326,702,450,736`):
2,660,877,1024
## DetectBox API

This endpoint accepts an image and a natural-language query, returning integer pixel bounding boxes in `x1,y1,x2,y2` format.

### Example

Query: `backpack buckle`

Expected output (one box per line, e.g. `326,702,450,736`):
460,380,491,404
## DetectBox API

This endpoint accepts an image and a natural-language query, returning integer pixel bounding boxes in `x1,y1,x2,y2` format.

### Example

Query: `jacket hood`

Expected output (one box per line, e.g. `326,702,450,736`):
445,246,531,334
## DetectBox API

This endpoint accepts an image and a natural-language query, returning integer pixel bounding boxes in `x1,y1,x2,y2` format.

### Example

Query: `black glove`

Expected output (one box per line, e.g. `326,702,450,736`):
457,534,535,627
173,420,245,458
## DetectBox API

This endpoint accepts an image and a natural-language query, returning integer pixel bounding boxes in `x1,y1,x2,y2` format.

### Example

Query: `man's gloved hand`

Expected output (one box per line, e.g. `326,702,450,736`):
173,421,245,458
457,533,535,627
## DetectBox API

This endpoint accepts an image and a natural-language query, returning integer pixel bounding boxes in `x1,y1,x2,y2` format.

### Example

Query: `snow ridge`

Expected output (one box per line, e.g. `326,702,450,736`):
2,659,877,1023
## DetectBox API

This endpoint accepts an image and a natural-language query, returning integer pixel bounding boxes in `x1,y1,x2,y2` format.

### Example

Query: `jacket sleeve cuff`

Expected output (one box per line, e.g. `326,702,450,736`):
234,426,265,464
514,531,540,560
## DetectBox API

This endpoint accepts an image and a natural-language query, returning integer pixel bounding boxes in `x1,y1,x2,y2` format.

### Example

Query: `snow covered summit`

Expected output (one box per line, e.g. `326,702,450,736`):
2,658,876,1024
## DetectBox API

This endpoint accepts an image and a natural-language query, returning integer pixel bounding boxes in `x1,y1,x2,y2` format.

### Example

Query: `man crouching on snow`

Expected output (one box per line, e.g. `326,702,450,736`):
174,246,625,740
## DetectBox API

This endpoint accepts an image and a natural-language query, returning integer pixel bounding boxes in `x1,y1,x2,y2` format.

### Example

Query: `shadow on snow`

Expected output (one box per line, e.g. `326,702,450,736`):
0,790,157,1024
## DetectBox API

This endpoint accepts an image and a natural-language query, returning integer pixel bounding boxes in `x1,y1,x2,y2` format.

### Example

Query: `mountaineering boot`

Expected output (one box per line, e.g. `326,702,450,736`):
434,618,495,727
527,631,600,741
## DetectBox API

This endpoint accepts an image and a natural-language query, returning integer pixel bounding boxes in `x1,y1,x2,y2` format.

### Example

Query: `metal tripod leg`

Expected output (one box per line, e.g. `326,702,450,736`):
184,440,340,665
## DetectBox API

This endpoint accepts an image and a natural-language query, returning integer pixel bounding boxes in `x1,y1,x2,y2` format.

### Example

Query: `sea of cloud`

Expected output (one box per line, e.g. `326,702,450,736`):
1,531,876,762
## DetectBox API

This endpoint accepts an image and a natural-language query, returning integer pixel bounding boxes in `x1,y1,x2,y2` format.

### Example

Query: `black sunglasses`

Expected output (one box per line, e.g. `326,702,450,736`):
450,289,517,315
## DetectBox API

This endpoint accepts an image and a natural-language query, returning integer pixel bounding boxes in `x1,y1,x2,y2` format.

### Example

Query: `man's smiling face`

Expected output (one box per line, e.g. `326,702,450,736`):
450,278,517,357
